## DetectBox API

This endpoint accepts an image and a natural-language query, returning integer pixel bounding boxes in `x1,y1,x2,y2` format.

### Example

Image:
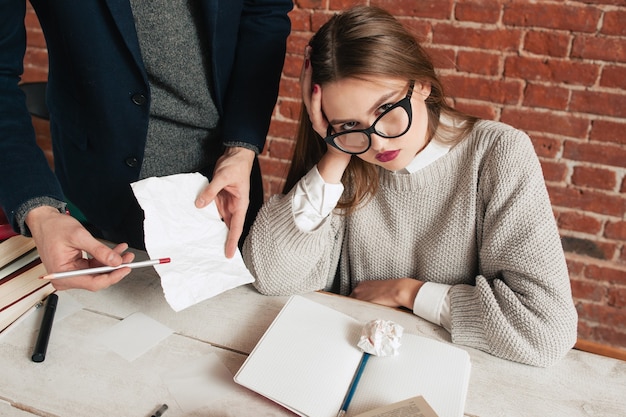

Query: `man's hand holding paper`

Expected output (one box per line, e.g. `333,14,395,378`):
131,173,254,312
193,146,255,259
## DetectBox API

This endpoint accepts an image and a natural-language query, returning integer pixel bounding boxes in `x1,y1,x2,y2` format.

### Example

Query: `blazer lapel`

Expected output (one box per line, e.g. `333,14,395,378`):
101,0,146,79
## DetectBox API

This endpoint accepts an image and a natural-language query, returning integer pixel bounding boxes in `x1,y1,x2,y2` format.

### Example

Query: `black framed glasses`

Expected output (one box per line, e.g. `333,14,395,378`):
324,80,415,155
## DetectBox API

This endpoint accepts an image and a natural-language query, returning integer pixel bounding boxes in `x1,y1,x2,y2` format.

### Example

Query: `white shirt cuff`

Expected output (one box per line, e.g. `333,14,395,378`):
413,282,452,331
292,166,344,232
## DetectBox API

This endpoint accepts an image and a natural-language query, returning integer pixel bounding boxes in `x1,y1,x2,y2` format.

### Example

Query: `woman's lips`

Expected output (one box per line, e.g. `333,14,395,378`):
375,150,400,163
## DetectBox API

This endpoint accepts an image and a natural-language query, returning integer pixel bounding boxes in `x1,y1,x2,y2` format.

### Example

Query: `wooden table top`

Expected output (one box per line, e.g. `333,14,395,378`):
1,261,625,417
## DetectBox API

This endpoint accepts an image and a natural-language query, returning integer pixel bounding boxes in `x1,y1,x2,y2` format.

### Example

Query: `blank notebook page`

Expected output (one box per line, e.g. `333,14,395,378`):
235,296,364,417
347,333,471,417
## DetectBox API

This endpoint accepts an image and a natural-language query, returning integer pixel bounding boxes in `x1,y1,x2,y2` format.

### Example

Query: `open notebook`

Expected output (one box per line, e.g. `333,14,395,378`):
234,295,471,417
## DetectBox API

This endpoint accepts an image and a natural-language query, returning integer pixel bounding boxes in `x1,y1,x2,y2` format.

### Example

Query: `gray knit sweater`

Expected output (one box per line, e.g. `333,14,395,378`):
243,120,578,367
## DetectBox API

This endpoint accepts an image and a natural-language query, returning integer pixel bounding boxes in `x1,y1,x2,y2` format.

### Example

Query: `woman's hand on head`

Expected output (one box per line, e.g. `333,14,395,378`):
301,46,352,182
300,46,330,140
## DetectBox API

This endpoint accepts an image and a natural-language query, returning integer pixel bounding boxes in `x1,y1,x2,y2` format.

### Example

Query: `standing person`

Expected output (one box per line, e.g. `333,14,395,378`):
0,1,292,291
243,6,577,367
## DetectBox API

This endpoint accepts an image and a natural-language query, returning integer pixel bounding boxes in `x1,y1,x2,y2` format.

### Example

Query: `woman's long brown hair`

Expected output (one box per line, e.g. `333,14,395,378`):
283,6,477,213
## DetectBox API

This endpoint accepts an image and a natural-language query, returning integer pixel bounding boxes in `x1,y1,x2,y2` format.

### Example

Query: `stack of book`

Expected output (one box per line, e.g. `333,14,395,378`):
0,235,54,333
0,208,18,241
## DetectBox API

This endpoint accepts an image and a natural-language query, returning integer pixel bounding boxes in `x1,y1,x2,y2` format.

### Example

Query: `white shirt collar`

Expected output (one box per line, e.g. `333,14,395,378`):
401,139,451,174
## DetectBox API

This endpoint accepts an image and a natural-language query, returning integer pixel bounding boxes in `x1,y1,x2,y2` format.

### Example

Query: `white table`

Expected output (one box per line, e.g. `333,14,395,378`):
1,259,625,417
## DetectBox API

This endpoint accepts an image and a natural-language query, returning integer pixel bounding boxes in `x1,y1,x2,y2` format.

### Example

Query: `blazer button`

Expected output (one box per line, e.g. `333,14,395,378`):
125,157,139,168
131,93,147,106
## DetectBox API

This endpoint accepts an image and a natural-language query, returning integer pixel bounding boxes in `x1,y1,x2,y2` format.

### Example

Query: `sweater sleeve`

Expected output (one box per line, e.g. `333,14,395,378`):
242,187,345,296
449,127,578,367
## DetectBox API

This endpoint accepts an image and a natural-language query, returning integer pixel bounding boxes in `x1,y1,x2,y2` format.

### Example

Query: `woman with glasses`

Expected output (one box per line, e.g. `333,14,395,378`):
243,6,577,367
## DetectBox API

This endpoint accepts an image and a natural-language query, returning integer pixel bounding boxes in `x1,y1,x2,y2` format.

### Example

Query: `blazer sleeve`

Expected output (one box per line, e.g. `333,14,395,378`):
219,0,292,153
0,1,65,231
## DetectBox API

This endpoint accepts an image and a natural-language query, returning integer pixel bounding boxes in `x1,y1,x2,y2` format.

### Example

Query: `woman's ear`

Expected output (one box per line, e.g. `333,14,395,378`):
416,82,431,100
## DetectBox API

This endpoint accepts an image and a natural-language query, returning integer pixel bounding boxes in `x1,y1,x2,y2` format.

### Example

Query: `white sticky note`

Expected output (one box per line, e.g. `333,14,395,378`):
95,312,173,362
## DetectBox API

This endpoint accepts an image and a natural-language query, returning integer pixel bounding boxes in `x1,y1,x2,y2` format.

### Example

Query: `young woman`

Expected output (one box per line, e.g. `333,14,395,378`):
243,6,577,367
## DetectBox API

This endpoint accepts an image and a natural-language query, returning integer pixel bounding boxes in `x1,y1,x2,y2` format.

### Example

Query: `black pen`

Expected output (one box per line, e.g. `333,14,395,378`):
31,293,58,363
151,404,168,417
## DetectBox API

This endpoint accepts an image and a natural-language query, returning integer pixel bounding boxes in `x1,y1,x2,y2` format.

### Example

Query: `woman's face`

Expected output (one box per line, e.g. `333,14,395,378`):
321,76,431,171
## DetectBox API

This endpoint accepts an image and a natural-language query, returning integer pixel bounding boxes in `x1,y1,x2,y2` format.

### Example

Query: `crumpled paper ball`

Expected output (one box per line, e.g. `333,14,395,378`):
357,319,404,356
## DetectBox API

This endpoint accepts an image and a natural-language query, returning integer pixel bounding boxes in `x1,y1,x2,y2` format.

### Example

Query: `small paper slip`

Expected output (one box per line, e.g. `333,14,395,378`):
354,395,439,417
131,173,255,312
95,312,173,362
235,296,471,417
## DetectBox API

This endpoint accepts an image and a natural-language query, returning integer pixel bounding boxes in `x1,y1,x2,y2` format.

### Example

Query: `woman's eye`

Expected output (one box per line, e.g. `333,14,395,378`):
340,121,358,131
377,103,394,115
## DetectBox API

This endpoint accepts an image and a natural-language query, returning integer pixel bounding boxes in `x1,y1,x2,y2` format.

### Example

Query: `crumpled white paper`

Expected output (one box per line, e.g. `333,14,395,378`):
357,319,404,356
131,173,254,312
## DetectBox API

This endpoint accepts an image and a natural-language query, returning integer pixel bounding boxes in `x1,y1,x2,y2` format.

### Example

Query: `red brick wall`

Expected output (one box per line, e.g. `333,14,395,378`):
23,1,626,351
23,4,52,167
